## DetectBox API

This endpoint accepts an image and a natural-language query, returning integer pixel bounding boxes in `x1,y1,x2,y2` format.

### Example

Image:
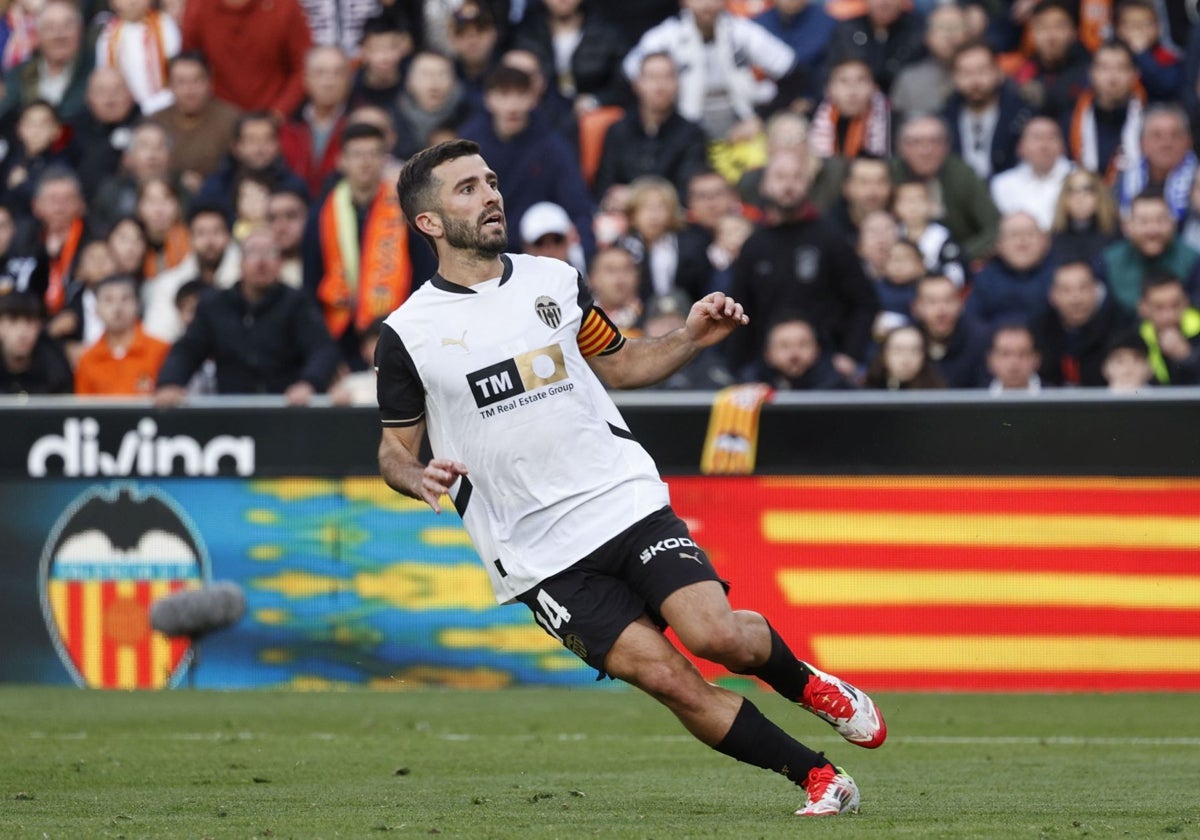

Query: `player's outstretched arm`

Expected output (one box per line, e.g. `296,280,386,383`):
587,292,749,389
378,422,468,514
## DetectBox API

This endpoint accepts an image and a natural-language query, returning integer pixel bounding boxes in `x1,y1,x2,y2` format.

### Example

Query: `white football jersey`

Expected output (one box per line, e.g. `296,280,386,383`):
377,254,670,603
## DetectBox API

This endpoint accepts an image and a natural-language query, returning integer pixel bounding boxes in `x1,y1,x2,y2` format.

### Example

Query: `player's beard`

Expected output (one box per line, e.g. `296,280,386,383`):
443,213,508,259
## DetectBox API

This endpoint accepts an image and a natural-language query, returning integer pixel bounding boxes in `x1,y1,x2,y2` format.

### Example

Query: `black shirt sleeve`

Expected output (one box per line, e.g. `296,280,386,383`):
375,322,426,426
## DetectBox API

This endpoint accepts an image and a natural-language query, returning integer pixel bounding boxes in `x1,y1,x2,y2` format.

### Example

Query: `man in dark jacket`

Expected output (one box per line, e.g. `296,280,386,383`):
754,313,854,390
726,152,878,381
458,65,595,259
195,112,308,214
942,41,1033,182
1032,260,1134,387
966,210,1058,328
154,227,338,405
830,0,925,92
592,51,708,200
910,273,990,388
0,291,72,394
70,68,142,202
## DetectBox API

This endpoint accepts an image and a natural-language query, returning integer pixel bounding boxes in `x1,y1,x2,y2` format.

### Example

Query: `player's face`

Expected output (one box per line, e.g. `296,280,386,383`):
432,154,507,256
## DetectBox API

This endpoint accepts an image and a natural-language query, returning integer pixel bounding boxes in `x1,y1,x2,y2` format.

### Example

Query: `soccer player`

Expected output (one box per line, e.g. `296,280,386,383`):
377,140,886,817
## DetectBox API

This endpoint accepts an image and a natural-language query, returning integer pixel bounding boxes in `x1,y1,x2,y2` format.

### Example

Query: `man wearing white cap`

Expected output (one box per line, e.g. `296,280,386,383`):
519,201,587,276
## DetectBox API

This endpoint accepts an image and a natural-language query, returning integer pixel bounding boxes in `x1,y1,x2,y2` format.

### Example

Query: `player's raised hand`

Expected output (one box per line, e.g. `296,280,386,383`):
685,292,750,348
421,458,469,513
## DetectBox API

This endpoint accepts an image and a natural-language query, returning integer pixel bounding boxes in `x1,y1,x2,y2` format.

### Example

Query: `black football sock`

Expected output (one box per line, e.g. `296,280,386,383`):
734,622,814,702
713,698,831,787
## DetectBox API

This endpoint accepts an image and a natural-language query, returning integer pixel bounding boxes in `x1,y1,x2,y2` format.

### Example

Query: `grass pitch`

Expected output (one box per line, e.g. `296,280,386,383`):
1,687,1198,839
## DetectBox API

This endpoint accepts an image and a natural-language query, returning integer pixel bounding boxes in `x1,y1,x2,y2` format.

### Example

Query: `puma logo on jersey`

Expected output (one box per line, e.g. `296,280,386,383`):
640,536,697,564
679,551,702,564
442,331,469,352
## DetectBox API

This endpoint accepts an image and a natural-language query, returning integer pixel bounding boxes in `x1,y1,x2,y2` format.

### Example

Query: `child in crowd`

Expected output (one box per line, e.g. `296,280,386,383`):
864,324,946,390
94,0,182,115
74,273,170,396
232,176,271,242
891,177,966,287
873,239,925,339
1102,328,1154,392
856,209,900,281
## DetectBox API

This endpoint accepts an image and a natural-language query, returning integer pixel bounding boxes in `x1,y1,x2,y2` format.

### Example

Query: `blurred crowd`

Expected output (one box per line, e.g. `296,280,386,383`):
1,0,1199,403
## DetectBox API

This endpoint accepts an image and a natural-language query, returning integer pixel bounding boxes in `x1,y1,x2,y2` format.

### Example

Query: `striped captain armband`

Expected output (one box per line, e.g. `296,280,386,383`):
577,306,626,358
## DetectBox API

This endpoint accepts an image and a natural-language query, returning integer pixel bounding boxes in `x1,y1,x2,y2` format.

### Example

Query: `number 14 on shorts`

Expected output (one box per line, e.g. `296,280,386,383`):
534,588,572,641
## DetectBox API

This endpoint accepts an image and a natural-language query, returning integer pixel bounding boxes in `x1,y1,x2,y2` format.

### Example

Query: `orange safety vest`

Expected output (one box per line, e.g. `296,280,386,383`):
317,180,412,339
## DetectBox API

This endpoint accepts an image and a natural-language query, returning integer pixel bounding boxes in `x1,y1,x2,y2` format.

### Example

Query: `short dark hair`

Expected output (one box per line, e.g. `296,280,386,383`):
951,39,995,68
1104,327,1149,358
0,292,43,320
175,278,207,309
396,139,482,249
186,200,231,228
341,122,386,146
484,65,533,94
168,50,210,76
360,12,409,40
1140,269,1184,298
1030,0,1075,21
234,110,277,142
94,273,139,296
1093,38,1136,66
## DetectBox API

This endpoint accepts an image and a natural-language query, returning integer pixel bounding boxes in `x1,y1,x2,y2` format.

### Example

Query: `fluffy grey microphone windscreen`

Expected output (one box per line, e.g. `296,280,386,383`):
150,582,246,637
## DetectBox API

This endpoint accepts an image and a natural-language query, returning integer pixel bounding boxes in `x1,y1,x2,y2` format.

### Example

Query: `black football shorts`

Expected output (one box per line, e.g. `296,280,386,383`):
514,506,727,678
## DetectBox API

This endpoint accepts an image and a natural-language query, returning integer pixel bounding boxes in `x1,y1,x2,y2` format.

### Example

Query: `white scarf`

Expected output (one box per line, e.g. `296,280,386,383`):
1078,95,1143,201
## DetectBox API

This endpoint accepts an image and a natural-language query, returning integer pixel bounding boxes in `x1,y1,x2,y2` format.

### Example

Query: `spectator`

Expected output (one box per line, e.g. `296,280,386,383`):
756,313,854,390
830,0,925,93
1063,40,1144,188
736,111,824,212
72,67,141,202
107,215,150,282
519,200,586,275
195,111,307,212
0,202,44,298
943,40,1033,183
1101,327,1153,391
169,277,217,395
280,45,352,199
638,289,734,391
727,152,877,380
0,290,71,393
1,99,74,218
990,116,1072,230
343,103,404,181
230,173,272,242
298,0,385,57
137,176,190,278
863,324,946,390
1100,190,1199,312
911,272,990,388
26,166,89,318
513,0,631,115
705,213,754,295
0,0,40,73
150,52,242,196
348,14,413,111
155,226,338,405
447,0,502,115
856,208,899,281
1031,260,1134,387
890,4,969,121
828,153,893,246
1113,0,1183,102
892,177,967,287
587,243,643,334
892,114,1000,264
182,0,312,119
304,123,414,367
966,210,1056,327
328,316,384,405
392,50,471,161
143,202,241,342
1136,271,1200,385
685,168,740,249
617,175,709,305
458,66,595,259
0,0,89,122
1012,0,1090,121
94,0,181,115
73,273,171,396
47,238,115,359
808,54,890,162
592,51,708,201
1119,104,1197,220
1049,167,1120,264
873,238,923,332
754,0,838,108
986,323,1042,393
622,0,797,144
266,184,309,288
90,119,172,230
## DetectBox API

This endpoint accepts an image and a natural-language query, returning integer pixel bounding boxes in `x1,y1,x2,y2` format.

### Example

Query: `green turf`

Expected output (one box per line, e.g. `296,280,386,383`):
1,687,1197,839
